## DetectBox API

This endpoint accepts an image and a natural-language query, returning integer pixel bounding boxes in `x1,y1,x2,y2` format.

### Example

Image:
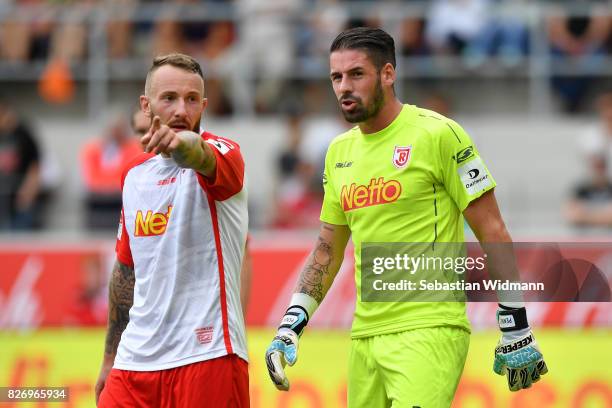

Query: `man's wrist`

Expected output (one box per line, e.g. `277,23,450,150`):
278,293,319,337
497,303,530,332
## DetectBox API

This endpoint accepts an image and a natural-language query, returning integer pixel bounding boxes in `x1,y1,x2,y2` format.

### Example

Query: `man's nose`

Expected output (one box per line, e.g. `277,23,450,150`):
174,99,187,117
338,76,352,95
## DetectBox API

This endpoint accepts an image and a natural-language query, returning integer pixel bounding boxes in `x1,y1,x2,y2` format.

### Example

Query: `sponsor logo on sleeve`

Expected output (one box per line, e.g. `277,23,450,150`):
206,138,234,155
454,146,475,164
458,158,492,195
392,146,412,169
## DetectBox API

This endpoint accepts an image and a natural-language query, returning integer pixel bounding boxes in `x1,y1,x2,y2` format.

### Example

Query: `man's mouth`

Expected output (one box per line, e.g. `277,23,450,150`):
341,99,357,110
169,123,189,131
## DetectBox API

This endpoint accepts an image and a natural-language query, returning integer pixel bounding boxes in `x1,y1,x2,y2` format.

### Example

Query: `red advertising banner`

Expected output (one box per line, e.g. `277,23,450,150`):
1,241,611,329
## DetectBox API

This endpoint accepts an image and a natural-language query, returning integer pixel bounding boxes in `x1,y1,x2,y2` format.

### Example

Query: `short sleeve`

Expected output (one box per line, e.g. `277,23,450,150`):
437,120,496,212
197,133,245,201
115,208,134,267
319,148,348,225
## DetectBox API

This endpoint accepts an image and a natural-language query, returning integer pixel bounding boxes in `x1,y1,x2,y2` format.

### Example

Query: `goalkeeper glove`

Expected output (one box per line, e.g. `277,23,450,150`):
493,304,548,391
265,293,318,391
266,327,299,391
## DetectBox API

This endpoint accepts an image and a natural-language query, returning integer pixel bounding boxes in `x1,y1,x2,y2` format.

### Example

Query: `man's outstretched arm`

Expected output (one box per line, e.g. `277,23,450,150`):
95,260,135,405
266,222,351,391
141,116,217,177
464,190,548,392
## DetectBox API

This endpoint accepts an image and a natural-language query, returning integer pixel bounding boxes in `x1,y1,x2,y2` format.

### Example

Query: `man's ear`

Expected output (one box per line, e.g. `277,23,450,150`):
381,63,396,88
140,95,152,118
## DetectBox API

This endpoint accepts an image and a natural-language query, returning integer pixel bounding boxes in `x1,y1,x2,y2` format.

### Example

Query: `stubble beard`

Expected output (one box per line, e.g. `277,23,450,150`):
341,78,385,124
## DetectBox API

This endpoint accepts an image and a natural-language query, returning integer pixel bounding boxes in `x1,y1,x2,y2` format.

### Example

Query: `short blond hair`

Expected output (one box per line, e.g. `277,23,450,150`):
144,53,204,96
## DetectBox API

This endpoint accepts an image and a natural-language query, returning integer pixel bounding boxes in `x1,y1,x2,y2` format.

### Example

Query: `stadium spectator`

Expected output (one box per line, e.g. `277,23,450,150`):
547,1,611,112
295,0,348,74
79,108,142,230
130,105,150,137
566,92,612,227
399,10,428,58
96,53,249,407
0,100,43,230
425,0,489,56
149,0,237,115
463,0,529,68
425,0,529,68
565,155,612,227
271,111,322,229
220,0,301,113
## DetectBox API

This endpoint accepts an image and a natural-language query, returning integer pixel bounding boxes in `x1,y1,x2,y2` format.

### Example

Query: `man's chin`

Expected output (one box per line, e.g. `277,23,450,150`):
342,112,367,124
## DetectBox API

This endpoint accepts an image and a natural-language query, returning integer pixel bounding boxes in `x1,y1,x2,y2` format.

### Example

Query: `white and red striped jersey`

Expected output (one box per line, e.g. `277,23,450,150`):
114,131,248,371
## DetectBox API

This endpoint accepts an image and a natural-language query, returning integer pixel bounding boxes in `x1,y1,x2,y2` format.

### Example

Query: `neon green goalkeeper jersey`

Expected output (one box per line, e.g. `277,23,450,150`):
320,104,496,338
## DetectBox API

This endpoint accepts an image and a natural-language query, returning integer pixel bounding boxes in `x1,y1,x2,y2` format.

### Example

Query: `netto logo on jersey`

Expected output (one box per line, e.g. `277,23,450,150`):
454,146,474,164
341,177,402,211
134,205,173,237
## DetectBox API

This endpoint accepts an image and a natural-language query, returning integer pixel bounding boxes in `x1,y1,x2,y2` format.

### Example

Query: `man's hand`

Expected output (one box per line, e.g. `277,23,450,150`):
265,329,299,391
140,116,215,175
141,116,181,155
94,360,113,405
493,306,548,391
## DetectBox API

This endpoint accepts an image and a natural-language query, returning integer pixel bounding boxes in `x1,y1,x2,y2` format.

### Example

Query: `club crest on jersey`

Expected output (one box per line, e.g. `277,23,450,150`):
392,146,412,169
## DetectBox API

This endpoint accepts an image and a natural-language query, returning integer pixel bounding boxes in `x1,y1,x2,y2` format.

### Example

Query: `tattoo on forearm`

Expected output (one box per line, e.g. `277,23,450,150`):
104,261,135,357
172,136,203,169
298,237,333,303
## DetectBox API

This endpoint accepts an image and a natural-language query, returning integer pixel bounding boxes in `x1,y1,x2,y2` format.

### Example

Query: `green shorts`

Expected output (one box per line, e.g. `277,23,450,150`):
348,326,470,408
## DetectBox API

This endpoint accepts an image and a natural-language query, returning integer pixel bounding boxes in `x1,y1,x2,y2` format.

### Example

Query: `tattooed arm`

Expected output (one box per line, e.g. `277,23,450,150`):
295,222,351,303
95,260,135,405
265,222,350,391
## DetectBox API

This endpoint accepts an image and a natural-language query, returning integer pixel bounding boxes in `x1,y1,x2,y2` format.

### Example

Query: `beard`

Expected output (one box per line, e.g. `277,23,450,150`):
148,106,201,133
340,78,385,124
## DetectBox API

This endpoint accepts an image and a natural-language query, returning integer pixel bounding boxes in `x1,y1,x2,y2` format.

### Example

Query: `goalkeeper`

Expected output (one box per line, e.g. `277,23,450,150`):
265,27,547,407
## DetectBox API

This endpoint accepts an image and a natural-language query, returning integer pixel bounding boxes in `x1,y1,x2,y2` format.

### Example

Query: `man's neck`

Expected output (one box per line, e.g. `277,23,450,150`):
359,99,403,135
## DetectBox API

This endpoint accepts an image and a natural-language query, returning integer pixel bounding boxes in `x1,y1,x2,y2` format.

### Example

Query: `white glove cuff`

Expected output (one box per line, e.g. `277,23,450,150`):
289,293,319,319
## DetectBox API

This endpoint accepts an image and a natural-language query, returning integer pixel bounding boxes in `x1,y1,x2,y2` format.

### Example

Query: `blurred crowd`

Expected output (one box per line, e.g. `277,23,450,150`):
1,0,611,113
1,0,612,232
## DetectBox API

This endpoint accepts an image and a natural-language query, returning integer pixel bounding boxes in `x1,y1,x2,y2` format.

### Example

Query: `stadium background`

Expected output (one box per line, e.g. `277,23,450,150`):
1,1,612,407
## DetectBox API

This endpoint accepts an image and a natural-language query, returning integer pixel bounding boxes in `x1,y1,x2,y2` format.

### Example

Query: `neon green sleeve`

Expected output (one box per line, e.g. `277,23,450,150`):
320,147,348,225
437,119,497,212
